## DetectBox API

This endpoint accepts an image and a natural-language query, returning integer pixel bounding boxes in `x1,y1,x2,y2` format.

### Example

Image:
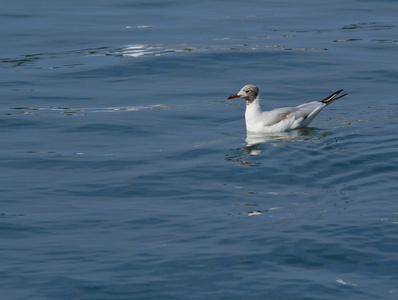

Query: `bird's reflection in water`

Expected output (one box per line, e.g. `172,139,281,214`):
226,128,327,165
245,130,307,155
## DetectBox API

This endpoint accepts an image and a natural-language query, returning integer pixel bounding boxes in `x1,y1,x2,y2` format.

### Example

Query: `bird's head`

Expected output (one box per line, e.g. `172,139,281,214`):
228,84,259,103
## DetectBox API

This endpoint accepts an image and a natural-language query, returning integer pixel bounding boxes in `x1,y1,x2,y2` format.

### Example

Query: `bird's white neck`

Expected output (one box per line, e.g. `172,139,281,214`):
245,97,263,132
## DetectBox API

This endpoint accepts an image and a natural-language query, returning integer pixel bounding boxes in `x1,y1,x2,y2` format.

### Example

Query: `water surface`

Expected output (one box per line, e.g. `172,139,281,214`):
2,0,398,299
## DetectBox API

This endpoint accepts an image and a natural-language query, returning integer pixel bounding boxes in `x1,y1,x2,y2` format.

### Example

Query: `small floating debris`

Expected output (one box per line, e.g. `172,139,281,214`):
125,25,152,29
238,210,268,216
336,278,357,287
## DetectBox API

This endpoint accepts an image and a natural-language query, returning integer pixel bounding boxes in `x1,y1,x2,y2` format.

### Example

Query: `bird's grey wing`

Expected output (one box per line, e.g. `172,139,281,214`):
289,101,324,120
262,102,324,126
261,107,296,126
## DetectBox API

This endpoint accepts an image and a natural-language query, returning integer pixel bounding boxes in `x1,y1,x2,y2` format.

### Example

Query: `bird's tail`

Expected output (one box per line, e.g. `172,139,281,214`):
321,89,348,105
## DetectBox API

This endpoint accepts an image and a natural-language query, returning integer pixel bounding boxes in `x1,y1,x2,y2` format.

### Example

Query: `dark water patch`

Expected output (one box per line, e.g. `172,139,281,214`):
0,47,110,69
0,222,48,237
0,213,25,218
0,118,40,129
66,123,149,136
1,157,149,172
334,38,363,42
341,22,396,31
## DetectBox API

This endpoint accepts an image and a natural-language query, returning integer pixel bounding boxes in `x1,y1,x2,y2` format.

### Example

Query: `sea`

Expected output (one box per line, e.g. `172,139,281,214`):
1,0,398,299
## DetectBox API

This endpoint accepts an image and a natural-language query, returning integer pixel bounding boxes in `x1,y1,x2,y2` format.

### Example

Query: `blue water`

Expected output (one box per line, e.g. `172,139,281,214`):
2,0,398,299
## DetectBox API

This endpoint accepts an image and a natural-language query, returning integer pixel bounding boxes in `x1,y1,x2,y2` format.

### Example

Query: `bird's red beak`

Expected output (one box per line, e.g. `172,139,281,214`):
227,94,240,99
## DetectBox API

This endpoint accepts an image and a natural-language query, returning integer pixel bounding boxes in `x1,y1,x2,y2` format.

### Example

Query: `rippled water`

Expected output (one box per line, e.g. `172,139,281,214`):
2,0,398,299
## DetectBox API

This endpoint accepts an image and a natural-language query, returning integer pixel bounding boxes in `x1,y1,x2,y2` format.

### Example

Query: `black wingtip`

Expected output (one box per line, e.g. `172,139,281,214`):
334,93,348,101
321,89,347,105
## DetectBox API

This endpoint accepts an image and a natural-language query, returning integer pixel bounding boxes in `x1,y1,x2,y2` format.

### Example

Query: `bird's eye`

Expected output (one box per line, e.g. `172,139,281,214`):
245,90,251,93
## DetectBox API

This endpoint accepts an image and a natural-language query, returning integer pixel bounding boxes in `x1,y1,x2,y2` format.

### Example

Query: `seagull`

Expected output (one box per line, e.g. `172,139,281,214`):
228,84,347,133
